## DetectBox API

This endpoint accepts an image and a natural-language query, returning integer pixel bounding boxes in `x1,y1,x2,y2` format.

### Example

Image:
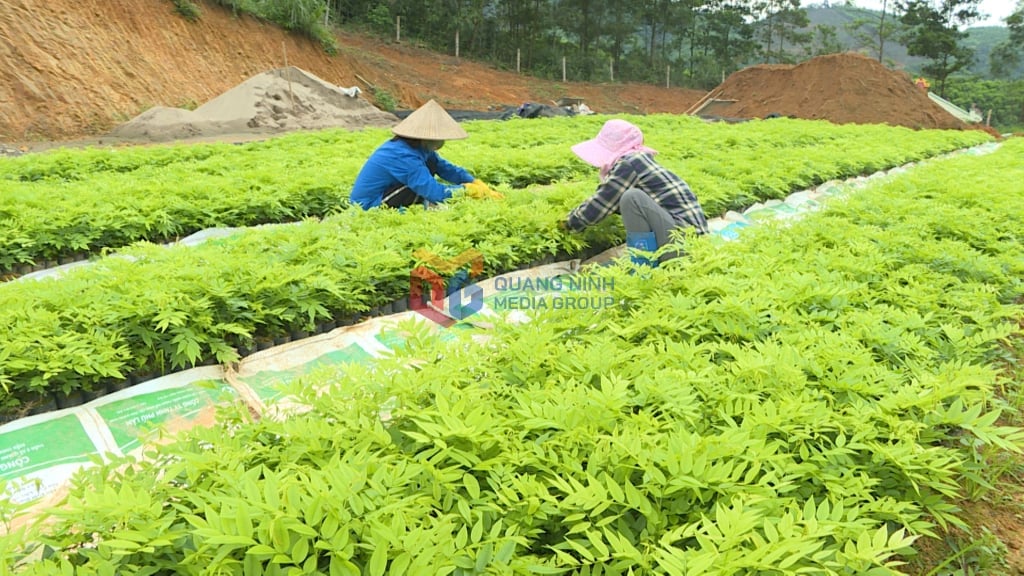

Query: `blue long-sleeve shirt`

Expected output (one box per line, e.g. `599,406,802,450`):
350,138,474,210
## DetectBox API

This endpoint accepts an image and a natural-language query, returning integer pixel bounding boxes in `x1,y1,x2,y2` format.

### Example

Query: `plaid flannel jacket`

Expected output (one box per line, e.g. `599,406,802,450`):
567,152,709,234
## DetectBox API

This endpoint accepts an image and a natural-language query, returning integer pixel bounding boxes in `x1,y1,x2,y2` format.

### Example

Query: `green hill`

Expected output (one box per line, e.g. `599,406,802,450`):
802,3,1018,80
963,26,1018,77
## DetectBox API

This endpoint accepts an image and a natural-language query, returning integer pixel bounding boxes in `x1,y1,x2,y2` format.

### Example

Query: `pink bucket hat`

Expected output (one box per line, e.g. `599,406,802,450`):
571,119,657,170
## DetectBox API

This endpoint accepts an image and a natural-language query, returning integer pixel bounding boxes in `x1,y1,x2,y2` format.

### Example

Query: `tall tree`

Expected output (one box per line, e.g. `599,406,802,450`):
773,3,812,62
845,3,906,64
695,0,758,87
990,0,1024,77
898,0,980,96
753,0,779,61
1010,0,1024,44
876,0,891,62
807,24,843,57
558,0,608,80
492,0,556,73
754,0,809,63
605,0,641,78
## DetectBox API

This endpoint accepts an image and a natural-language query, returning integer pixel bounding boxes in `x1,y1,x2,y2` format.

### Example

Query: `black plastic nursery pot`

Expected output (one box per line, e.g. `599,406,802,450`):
24,393,58,417
53,390,85,410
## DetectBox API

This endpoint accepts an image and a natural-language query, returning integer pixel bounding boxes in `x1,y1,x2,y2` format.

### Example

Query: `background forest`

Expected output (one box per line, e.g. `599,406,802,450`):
182,0,1024,129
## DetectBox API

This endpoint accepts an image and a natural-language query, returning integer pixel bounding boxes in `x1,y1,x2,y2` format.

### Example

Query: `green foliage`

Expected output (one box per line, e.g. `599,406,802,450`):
5,139,1024,574
178,0,338,54
808,23,844,57
988,1,1024,79
171,0,202,22
0,116,987,275
365,3,392,35
370,86,397,112
964,26,1023,79
0,135,362,272
899,0,980,95
758,6,813,64
841,6,908,64
0,116,993,409
943,77,1024,130
0,178,616,410
922,527,1010,575
209,0,255,13
823,4,1018,79
257,0,338,54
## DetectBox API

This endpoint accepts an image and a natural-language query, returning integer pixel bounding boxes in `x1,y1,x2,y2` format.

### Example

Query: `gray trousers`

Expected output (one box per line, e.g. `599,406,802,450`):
620,188,682,260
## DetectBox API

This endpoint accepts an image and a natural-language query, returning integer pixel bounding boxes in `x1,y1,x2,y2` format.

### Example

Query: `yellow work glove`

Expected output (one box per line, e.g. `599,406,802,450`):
464,180,504,200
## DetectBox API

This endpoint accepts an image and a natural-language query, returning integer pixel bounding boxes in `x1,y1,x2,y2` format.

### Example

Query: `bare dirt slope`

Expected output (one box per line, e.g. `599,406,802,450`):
0,0,704,145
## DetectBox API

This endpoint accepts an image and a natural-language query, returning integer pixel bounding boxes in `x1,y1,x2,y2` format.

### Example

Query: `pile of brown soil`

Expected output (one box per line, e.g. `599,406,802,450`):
696,53,968,130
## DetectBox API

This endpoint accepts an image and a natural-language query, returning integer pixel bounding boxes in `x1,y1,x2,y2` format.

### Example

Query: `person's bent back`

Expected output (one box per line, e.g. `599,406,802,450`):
350,99,476,210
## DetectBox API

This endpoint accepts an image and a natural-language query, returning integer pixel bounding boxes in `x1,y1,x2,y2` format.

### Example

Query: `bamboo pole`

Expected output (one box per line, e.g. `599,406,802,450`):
684,87,723,116
354,73,375,90
283,42,294,108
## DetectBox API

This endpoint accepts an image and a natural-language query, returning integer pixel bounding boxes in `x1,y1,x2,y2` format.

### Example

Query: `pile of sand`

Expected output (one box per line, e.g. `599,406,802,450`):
695,53,969,130
107,67,398,143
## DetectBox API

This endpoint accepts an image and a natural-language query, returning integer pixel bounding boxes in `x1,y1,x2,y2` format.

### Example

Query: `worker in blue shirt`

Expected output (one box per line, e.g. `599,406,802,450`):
350,99,501,210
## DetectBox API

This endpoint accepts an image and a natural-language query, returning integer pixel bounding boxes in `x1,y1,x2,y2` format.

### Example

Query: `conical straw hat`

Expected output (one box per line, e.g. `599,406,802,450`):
392,99,468,140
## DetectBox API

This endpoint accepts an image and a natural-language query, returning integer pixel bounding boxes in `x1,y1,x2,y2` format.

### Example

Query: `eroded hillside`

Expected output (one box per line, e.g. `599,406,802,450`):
0,0,704,142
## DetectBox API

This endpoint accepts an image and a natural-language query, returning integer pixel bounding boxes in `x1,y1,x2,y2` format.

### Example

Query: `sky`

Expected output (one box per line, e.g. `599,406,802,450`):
845,0,1016,27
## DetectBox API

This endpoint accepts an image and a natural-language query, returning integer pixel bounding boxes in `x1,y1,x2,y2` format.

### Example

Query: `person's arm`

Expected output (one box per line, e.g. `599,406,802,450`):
431,152,475,185
565,162,638,231
390,149,464,203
